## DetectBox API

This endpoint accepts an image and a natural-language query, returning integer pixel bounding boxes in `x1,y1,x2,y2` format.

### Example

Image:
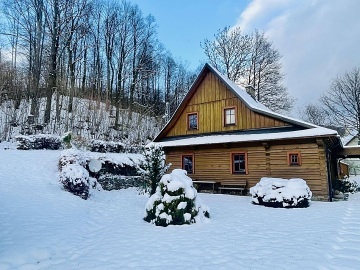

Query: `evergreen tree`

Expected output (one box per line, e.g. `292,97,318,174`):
139,145,171,195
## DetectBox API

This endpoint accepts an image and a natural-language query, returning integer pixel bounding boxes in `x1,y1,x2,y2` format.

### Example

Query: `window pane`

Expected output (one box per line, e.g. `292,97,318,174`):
183,156,193,173
290,154,299,165
233,154,246,173
225,108,235,124
188,114,198,129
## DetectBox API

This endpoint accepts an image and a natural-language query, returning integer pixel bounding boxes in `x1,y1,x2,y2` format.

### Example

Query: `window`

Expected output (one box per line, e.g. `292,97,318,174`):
231,153,248,174
187,113,198,130
224,107,236,125
182,154,194,174
288,152,301,166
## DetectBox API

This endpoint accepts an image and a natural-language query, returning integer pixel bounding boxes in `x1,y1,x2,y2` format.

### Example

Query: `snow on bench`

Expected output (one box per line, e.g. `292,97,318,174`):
192,180,219,192
218,180,247,195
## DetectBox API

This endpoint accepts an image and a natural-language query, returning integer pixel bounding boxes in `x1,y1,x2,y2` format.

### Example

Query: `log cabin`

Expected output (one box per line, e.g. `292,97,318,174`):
151,63,346,201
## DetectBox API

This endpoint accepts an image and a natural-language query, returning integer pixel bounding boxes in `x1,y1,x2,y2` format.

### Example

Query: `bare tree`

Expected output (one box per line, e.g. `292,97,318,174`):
2,0,46,120
299,103,330,126
246,30,293,112
322,67,360,142
202,27,294,113
0,0,197,142
201,26,251,83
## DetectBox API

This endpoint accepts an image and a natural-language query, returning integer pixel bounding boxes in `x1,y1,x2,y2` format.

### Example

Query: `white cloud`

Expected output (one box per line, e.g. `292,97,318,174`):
234,0,360,115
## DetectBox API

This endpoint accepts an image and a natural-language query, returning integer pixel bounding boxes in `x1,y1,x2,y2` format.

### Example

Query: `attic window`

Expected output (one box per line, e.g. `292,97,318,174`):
224,107,236,125
288,152,301,166
187,112,198,130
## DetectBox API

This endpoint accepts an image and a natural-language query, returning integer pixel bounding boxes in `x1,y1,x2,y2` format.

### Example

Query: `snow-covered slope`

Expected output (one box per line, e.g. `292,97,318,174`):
1,149,360,269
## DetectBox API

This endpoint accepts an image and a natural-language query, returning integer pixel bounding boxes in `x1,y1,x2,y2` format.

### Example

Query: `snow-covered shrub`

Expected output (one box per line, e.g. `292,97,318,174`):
144,169,210,226
59,149,143,191
16,134,62,150
97,174,142,190
250,177,312,208
58,149,88,170
59,164,91,200
89,139,125,153
332,176,358,194
138,145,171,195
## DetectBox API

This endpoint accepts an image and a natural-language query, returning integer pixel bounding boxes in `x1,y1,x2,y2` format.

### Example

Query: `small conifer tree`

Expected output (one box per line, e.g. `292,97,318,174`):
139,145,171,195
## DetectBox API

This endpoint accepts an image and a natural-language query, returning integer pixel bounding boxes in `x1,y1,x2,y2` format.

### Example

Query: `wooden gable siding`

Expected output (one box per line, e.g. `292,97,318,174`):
165,140,329,198
165,72,289,137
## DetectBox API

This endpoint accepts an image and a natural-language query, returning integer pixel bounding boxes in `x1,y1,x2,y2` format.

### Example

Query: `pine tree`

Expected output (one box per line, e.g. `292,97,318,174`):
139,145,171,195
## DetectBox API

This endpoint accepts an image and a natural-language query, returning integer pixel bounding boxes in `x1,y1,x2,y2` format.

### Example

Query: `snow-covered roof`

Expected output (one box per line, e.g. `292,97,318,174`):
341,130,359,146
153,63,337,144
151,127,338,148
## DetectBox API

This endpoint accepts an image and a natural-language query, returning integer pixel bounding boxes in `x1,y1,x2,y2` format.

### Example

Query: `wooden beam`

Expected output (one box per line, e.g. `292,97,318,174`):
336,147,360,158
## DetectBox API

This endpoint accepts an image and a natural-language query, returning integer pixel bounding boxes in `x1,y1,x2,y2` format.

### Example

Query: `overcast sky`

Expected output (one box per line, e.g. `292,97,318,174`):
132,0,360,115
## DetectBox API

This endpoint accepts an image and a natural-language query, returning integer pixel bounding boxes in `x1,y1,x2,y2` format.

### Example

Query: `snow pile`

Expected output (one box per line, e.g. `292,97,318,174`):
144,169,210,226
16,134,62,150
250,177,312,208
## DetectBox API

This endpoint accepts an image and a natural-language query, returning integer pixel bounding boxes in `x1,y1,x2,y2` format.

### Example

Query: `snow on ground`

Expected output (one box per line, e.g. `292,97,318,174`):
1,149,360,269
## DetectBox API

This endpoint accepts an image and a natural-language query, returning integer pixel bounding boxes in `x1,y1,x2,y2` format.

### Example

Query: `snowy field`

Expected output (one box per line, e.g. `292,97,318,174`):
1,149,360,270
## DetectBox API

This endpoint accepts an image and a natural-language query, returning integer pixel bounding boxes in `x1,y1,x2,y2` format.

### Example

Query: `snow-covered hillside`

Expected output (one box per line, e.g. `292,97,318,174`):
1,149,360,269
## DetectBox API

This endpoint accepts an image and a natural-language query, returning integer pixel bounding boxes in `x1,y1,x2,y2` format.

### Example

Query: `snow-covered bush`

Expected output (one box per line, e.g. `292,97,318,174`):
332,176,358,194
138,145,171,195
58,149,88,170
144,169,210,227
89,139,125,153
59,149,143,191
16,134,62,150
97,174,142,190
59,164,91,200
250,177,312,208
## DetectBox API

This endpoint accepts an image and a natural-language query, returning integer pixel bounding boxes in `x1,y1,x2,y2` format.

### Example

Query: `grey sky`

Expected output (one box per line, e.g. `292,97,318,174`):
235,0,360,114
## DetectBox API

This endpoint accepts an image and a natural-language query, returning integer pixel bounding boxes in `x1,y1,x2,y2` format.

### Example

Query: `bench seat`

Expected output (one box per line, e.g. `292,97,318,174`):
218,180,247,195
192,180,219,192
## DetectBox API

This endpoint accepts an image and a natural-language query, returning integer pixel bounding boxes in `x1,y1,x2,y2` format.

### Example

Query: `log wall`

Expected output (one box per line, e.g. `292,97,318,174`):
165,140,329,199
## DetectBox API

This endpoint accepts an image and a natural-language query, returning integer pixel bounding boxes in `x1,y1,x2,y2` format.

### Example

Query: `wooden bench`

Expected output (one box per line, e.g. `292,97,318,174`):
218,180,247,195
193,180,219,192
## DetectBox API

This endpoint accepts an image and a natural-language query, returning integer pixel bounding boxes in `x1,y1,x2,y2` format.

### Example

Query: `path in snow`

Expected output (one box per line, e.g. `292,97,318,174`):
322,198,360,270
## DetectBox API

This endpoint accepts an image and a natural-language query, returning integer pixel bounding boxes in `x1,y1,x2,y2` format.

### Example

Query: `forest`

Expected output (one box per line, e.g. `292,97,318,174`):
0,0,196,143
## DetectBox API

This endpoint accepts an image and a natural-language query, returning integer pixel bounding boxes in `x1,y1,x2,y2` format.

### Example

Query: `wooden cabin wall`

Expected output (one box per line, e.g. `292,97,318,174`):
165,72,289,137
165,141,329,199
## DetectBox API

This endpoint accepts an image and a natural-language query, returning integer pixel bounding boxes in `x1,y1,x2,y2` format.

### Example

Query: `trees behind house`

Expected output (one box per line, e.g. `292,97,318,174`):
0,0,195,142
321,67,360,141
299,103,330,127
202,27,294,113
